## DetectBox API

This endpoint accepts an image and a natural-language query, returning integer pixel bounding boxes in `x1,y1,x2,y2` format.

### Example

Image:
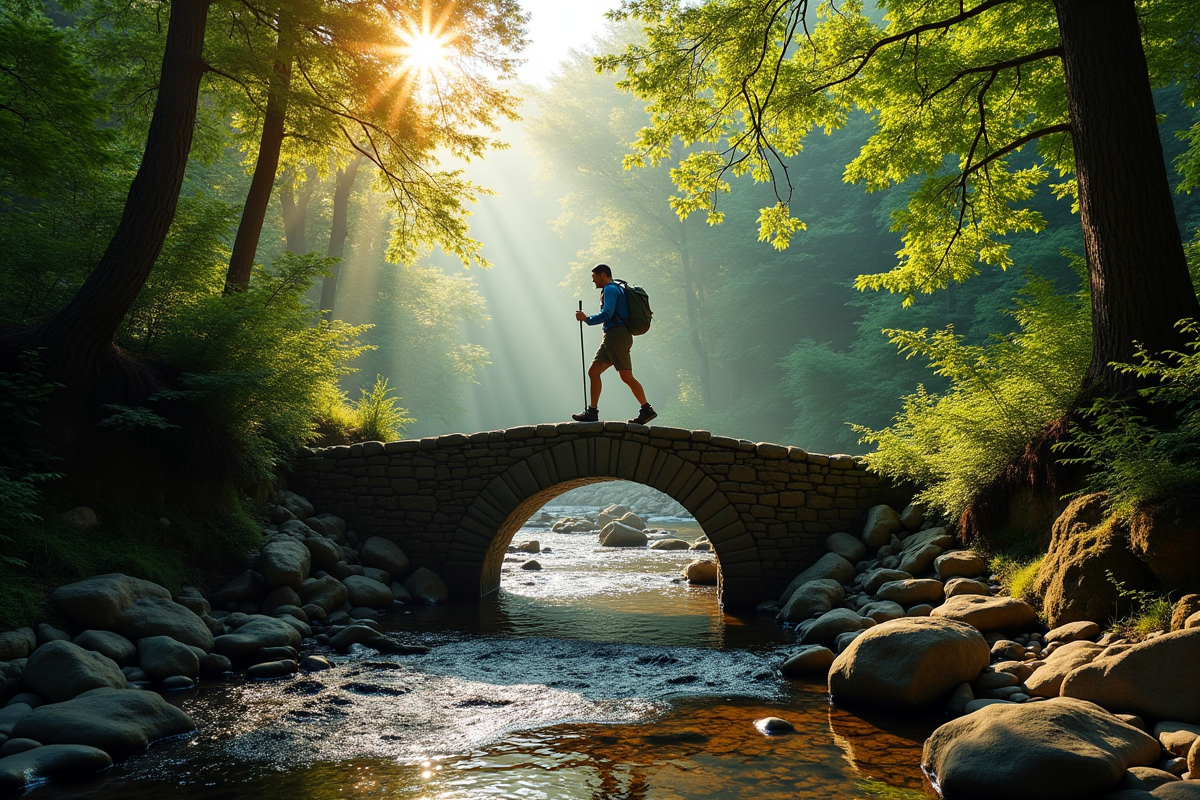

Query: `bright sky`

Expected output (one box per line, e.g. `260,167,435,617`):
516,0,623,85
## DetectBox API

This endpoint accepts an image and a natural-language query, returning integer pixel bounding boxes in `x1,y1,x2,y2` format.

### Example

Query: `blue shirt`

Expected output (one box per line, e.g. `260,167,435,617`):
586,282,628,331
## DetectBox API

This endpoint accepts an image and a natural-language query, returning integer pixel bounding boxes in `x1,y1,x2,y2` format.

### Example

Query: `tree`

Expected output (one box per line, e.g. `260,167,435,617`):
604,0,1200,397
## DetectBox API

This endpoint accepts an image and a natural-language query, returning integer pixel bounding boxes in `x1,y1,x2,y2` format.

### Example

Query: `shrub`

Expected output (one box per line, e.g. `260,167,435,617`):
352,375,413,442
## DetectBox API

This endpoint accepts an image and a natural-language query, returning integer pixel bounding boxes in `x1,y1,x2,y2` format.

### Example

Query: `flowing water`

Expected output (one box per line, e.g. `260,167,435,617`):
30,511,937,800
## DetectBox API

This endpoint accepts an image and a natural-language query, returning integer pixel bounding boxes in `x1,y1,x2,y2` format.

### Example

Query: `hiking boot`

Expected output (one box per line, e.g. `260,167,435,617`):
571,406,599,422
629,404,657,425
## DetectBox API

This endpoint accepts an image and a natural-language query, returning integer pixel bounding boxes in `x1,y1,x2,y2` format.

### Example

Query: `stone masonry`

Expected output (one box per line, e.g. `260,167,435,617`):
293,421,891,609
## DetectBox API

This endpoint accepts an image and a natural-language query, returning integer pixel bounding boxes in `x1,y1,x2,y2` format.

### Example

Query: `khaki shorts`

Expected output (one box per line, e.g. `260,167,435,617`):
592,325,633,371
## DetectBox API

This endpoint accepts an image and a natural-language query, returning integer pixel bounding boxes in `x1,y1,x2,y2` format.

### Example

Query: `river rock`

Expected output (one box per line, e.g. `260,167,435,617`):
329,625,381,651
12,687,194,758
898,543,943,576
403,568,450,604
299,575,348,612
1046,620,1102,644
212,570,266,607
1155,723,1200,757
860,600,906,624
0,744,112,791
1121,767,1183,792
275,490,314,519
260,538,311,590
781,645,836,677
520,560,542,571
1171,596,1200,632
198,653,231,675
343,575,394,608
779,553,856,603
861,505,901,548
899,503,925,532
826,532,867,563
360,537,410,576
828,617,990,709
22,641,126,703
797,609,862,645
173,587,210,617
685,559,719,585
0,704,31,736
0,739,40,757
0,630,35,662
303,536,342,572
651,538,691,550
137,636,199,681
301,655,332,672
922,697,1160,800
861,568,913,595
212,615,302,660
108,596,214,651
246,660,298,680
944,578,992,598
931,595,1037,633
754,716,795,735
50,574,171,630
935,550,988,581
615,511,647,531
599,521,647,547
1024,642,1106,697
1061,629,1200,722
261,585,302,615
34,624,69,647
777,579,843,624
877,579,944,607
514,540,541,554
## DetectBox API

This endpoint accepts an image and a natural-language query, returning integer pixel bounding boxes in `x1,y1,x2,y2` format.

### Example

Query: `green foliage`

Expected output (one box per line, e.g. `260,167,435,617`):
1058,320,1200,514
990,554,1043,603
0,352,62,566
855,269,1090,519
1106,570,1173,638
351,376,413,442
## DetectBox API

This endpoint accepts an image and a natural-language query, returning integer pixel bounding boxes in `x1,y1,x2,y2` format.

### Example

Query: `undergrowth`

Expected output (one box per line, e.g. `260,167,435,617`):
1106,571,1173,639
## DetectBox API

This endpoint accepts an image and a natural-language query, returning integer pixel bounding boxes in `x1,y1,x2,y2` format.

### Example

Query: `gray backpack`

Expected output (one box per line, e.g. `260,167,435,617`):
615,279,653,335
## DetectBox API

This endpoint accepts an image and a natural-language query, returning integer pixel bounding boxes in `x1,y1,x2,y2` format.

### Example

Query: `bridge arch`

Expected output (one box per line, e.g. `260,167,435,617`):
295,422,890,609
454,440,757,604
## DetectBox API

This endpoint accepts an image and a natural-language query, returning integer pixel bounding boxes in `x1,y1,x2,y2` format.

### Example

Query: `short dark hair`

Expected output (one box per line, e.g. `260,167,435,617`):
592,263,612,279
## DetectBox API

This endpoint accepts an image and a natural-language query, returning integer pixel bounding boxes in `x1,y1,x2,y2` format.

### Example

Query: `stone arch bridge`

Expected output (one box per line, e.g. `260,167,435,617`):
294,422,891,608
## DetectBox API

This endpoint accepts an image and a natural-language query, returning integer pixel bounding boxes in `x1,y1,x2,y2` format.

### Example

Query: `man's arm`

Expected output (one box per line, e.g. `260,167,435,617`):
586,285,618,326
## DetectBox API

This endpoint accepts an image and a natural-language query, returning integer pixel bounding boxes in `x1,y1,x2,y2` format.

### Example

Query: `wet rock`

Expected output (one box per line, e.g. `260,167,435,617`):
360,537,410,576
776,579,843,624
923,697,1160,799
754,717,795,735
597,504,632,527
299,575,349,612
876,579,944,607
23,642,126,703
0,704,31,737
935,550,988,581
931,595,1038,633
161,676,195,691
799,609,864,646
0,629,35,662
0,738,41,757
112,596,214,651
690,541,711,552
779,553,856,603
403,567,450,604
944,578,992,598
650,539,691,550
260,538,312,590
599,521,648,547
0,744,112,791
829,618,990,710
826,532,867,563
120,666,149,683
684,559,719,586
50,574,172,630
137,636,200,681
4,693,41,710
343,575,394,608
301,655,333,672
514,540,541,554
213,615,303,660
616,512,647,531
198,653,232,675
389,582,411,603
12,687,195,758
1062,629,1200,723
246,660,298,680
861,505,902,548
520,560,542,571
780,645,835,677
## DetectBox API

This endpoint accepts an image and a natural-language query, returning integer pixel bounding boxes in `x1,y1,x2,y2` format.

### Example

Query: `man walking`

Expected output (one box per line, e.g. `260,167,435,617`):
573,264,657,425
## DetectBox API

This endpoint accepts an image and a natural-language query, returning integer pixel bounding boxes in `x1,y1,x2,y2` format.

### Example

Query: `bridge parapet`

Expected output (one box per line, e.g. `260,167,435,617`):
293,421,890,608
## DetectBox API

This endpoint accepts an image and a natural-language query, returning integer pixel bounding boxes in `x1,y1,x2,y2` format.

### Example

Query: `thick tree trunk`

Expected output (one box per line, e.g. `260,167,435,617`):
679,229,713,409
11,0,211,385
1055,0,1200,395
319,155,363,321
280,165,317,253
224,20,293,292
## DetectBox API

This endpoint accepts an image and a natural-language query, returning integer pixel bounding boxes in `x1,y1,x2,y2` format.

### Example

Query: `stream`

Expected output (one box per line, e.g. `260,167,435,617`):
28,509,937,799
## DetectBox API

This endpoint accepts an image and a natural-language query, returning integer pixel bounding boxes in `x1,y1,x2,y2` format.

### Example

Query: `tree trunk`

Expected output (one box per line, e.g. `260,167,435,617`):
679,228,713,409
12,0,211,384
280,164,316,253
224,18,293,292
1054,0,1200,395
319,154,363,321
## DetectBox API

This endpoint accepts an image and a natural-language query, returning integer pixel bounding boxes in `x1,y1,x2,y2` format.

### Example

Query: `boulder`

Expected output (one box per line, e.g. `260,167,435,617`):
901,527,955,553
650,538,691,550
616,512,647,531
212,615,302,660
246,660,299,680
799,608,865,645
1025,641,1104,698
275,489,314,519
1045,620,1102,644
50,574,171,630
137,636,200,681
826,532,867,563
0,704,31,736
328,625,382,651
935,550,988,581
260,538,311,589
598,521,648,547
684,560,719,585
1190,736,1200,779
1128,496,1200,592
514,540,541,554
299,575,348,612
597,504,632,527
897,543,943,576
520,560,541,571
22,641,126,703
303,536,342,572
35,624,70,646
262,585,303,615
0,744,112,792
12,687,194,758
403,568,450,604
860,600,906,624
1155,722,1200,758
931,595,1037,633
877,578,944,607
922,697,1160,800
343,576,394,608
360,537,410,576
1061,629,1200,723
173,587,210,617
1171,596,1200,632
780,645,836,678
212,570,266,607
0,629,35,662
776,579,844,624
779,553,856,603
828,617,990,710
944,578,992,598
111,596,214,651
899,503,925,532
1031,494,1157,627
861,505,902,548
861,568,913,595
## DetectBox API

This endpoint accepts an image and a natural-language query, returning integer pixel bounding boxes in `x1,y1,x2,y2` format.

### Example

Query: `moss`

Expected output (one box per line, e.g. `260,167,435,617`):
854,780,930,799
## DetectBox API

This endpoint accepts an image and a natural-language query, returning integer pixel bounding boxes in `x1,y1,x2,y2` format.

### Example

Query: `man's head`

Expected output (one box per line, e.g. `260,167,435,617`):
591,263,612,288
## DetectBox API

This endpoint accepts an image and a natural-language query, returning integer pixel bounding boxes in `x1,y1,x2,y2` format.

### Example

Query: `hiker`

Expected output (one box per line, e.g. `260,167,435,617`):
573,264,657,425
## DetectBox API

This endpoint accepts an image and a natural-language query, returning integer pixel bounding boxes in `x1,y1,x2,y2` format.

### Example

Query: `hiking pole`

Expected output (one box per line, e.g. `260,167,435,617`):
578,300,587,411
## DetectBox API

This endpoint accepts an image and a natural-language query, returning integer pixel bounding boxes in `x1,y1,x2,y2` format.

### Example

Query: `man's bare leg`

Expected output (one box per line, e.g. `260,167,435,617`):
588,361,610,408
618,369,648,406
